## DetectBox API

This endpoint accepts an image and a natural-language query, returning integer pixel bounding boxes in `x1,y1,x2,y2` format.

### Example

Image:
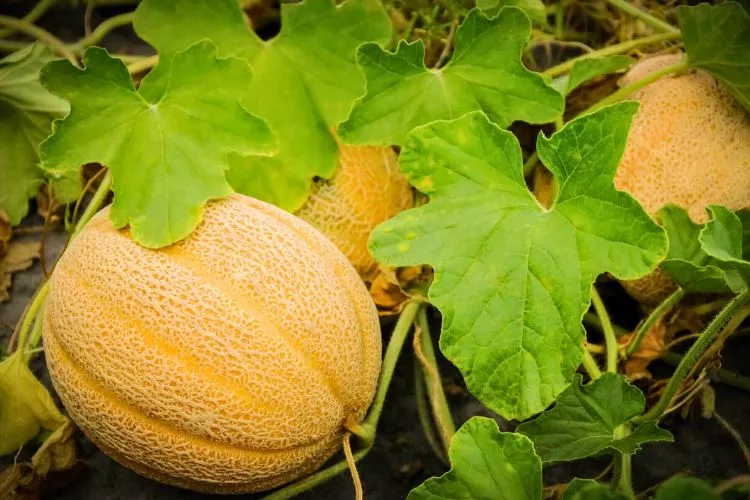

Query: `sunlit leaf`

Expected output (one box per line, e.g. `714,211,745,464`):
0,44,70,224
407,417,541,500
40,42,275,248
678,2,750,111
134,0,392,210
552,56,634,96
477,0,548,26
338,7,563,146
370,103,666,419
517,374,672,463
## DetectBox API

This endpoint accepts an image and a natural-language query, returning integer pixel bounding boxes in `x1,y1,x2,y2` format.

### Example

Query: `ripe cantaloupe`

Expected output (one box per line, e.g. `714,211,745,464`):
295,143,413,282
43,194,382,494
614,53,750,303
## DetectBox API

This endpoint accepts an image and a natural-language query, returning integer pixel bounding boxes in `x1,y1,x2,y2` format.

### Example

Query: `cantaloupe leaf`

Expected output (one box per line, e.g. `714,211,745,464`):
39,41,276,248
134,0,392,211
369,103,667,419
338,7,564,146
0,351,68,457
654,477,721,500
678,2,750,111
564,479,628,500
552,56,635,96
517,374,672,463
477,0,548,26
659,205,731,293
699,205,750,291
0,44,70,224
407,417,542,500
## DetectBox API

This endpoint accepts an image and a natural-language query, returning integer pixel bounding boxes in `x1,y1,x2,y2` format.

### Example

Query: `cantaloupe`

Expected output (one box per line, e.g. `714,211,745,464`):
614,53,750,303
43,193,382,494
295,143,413,282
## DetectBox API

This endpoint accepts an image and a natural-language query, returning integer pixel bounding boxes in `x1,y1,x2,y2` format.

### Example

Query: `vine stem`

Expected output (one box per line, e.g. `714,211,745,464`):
0,0,54,38
69,12,135,53
605,0,680,35
581,349,602,380
522,151,539,177
262,301,423,499
413,355,446,463
7,170,113,360
415,308,456,453
126,54,159,74
0,39,28,52
0,15,78,66
661,352,750,392
588,59,689,112
543,31,680,78
638,289,750,422
590,286,619,373
626,288,686,356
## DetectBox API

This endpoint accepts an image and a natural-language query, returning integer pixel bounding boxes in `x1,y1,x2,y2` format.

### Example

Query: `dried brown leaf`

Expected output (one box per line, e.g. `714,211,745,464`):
621,318,668,380
0,240,40,302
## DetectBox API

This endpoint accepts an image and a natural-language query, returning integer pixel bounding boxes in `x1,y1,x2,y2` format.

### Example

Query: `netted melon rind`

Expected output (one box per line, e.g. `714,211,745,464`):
296,144,414,282
615,53,750,303
44,194,381,494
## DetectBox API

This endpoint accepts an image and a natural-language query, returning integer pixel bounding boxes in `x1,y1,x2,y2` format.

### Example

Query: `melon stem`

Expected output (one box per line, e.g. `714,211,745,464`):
590,286,620,373
626,287,686,356
262,300,424,500
637,289,750,422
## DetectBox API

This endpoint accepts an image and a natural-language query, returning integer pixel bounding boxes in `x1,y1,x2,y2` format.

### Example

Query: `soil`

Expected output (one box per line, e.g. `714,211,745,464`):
2,2,749,499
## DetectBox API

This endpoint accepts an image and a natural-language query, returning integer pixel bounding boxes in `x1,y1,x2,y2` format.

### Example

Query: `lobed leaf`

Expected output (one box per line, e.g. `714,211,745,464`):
699,205,750,291
370,103,667,419
517,374,672,463
134,0,392,211
40,42,275,248
407,417,542,500
678,1,750,111
0,44,71,224
338,7,563,146
658,205,730,293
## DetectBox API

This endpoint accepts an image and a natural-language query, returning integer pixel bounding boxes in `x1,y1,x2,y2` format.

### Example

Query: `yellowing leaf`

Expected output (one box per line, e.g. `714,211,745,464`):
0,351,67,456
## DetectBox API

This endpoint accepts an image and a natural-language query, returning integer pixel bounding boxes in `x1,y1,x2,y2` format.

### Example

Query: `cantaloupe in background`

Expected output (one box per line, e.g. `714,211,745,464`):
296,143,414,282
43,194,382,494
614,53,750,303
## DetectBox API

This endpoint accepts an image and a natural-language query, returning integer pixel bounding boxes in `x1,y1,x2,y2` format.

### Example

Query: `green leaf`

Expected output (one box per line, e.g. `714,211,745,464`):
477,0,548,26
678,2,750,111
564,479,628,500
0,44,70,224
655,477,720,500
407,417,542,500
736,208,750,260
338,7,563,146
552,56,634,96
369,103,666,419
699,205,750,291
0,351,68,456
659,205,730,293
134,0,392,211
39,42,275,248
517,374,672,463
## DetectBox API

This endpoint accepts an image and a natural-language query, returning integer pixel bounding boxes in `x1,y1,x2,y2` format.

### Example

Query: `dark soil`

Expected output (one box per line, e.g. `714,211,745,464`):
2,2,749,499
